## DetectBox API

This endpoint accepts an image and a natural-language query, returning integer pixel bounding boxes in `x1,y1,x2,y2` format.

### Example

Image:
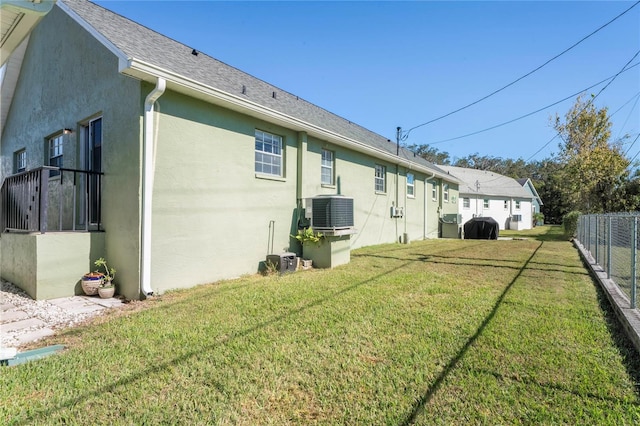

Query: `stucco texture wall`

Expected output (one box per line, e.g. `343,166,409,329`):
1,7,142,300
145,88,460,294
148,90,300,293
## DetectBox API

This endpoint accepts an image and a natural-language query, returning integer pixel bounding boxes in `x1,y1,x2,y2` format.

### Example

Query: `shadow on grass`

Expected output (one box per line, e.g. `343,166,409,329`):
502,225,567,242
592,277,640,398
399,241,544,425
358,251,590,277
472,368,639,406
16,261,415,425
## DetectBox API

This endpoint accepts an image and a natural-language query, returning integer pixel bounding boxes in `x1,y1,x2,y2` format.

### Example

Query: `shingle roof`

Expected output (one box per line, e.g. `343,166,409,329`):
438,166,532,199
516,177,544,205
59,0,453,179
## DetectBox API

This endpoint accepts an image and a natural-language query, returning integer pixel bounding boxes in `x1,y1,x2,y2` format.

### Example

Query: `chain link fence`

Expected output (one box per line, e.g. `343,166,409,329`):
577,213,638,308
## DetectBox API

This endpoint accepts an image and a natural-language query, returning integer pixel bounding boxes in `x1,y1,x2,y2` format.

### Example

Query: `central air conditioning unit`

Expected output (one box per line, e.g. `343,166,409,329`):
305,195,354,230
441,213,462,224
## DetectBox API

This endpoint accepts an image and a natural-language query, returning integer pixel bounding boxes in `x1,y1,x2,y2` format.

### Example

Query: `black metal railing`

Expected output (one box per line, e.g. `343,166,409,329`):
0,167,103,233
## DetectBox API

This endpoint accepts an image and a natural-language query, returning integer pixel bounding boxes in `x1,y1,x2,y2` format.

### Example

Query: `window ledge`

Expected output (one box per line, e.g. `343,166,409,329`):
321,184,336,189
255,173,286,182
407,195,415,199
375,191,387,195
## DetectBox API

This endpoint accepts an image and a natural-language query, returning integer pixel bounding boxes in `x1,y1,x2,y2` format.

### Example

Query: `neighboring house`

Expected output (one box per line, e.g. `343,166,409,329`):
517,178,544,225
0,0,460,300
438,166,535,231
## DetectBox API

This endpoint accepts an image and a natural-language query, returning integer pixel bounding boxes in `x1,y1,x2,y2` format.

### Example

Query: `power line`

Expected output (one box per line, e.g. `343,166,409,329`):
625,132,640,156
426,61,639,146
626,133,640,164
610,90,640,118
615,91,640,140
402,0,640,137
525,134,560,162
525,50,640,162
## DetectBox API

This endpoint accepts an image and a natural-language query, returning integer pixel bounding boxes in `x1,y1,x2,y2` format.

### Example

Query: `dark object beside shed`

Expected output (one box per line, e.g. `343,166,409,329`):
463,217,499,240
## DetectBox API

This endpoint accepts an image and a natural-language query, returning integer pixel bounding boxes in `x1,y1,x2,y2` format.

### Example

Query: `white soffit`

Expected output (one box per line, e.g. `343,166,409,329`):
0,0,55,66
0,35,29,136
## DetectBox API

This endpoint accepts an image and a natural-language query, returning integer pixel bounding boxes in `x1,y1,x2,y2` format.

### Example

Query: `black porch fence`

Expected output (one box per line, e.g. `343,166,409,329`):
1,167,103,233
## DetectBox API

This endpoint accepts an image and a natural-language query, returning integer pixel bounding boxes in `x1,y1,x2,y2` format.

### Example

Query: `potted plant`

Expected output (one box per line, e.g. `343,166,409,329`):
81,271,104,296
94,257,116,299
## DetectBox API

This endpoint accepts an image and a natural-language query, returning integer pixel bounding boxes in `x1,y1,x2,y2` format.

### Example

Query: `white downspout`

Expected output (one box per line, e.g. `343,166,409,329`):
140,78,166,297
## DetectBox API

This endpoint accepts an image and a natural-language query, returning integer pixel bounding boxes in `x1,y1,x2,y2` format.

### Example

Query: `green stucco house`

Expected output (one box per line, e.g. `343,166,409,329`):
0,0,459,300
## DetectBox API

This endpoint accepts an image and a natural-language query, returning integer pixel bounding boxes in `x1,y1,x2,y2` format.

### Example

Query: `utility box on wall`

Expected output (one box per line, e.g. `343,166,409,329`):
266,253,297,273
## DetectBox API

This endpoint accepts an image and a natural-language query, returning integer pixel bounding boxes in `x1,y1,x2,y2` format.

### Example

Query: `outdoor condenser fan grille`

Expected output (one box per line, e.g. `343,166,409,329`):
311,196,354,229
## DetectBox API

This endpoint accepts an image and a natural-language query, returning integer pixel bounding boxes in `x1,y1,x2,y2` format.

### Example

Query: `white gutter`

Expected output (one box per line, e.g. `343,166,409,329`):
140,78,166,297
59,3,458,184
121,59,458,184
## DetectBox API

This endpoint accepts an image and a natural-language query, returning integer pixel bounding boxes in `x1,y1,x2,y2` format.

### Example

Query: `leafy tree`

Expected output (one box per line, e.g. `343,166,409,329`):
406,144,451,165
553,95,630,213
534,158,569,224
453,153,503,171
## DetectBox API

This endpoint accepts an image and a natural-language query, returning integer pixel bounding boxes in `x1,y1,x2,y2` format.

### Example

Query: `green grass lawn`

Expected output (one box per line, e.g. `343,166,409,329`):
2,226,639,424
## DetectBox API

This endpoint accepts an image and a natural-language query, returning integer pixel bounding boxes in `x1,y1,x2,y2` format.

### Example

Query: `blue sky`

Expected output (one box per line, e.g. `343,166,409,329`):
93,1,640,164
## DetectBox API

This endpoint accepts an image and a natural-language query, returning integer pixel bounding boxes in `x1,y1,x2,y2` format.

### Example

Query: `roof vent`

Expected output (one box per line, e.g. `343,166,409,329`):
191,49,198,56
242,85,247,95
272,91,277,99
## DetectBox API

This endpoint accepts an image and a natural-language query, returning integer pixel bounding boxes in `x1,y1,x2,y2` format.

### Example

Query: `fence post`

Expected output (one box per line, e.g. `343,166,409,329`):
39,168,49,234
607,216,612,279
593,216,600,265
585,216,591,254
632,216,637,309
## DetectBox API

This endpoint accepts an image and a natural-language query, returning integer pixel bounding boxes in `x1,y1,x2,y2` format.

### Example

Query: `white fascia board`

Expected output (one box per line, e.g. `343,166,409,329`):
122,58,455,183
526,179,543,205
56,0,454,183
56,1,129,66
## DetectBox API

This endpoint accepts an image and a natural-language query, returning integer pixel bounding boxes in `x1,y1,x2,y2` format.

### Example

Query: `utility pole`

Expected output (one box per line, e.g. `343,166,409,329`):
396,127,401,242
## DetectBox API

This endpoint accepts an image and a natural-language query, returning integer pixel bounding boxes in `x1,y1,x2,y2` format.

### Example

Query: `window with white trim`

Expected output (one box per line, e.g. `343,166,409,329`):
374,164,386,192
48,134,64,176
431,181,437,200
515,200,521,210
255,130,283,177
321,149,334,185
407,173,415,197
14,149,26,173
443,183,449,202
463,197,470,209
483,199,489,209
504,200,508,210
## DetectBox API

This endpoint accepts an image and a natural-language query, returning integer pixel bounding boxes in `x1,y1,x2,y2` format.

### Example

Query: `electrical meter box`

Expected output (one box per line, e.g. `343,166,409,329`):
266,252,297,273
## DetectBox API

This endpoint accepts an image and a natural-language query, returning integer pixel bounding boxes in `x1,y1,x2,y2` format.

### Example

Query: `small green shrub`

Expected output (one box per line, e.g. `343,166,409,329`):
533,212,544,226
562,211,581,239
292,227,324,245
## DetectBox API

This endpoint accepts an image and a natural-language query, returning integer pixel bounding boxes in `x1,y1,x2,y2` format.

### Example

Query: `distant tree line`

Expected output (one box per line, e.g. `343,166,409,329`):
407,96,640,224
